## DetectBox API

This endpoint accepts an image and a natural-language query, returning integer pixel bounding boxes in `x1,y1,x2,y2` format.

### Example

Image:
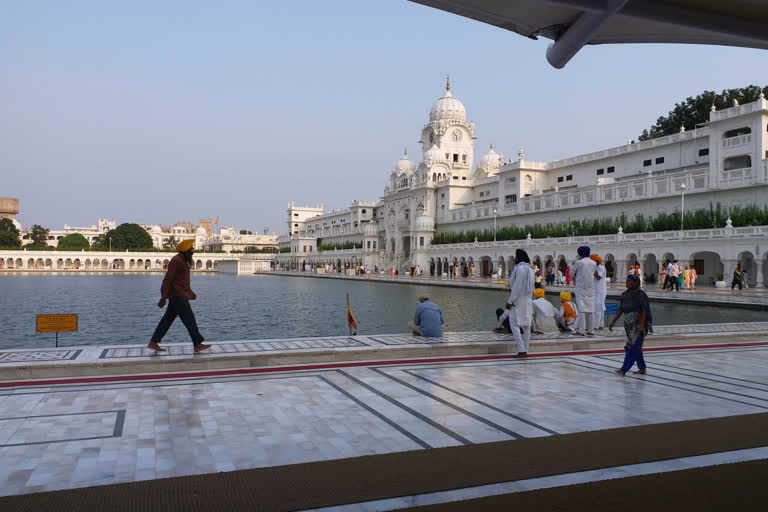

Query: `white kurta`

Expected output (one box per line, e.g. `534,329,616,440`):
594,264,607,306
571,257,597,313
532,298,559,334
507,263,535,326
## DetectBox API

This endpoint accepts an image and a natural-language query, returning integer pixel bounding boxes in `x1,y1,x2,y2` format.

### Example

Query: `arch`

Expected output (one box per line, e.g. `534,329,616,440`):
206,260,213,270
136,259,143,269
129,259,136,270
85,259,92,269
196,260,203,270
101,259,108,269
73,258,81,269
479,256,493,277
65,258,73,269
497,256,506,278
690,251,724,285
723,154,751,170
722,126,751,138
643,253,658,284
45,258,52,269
35,258,44,269
737,251,757,287
27,258,34,268
213,261,219,271
603,253,616,280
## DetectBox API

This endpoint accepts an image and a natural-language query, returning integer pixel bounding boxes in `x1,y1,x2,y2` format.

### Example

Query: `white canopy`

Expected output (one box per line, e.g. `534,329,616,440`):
410,0,768,68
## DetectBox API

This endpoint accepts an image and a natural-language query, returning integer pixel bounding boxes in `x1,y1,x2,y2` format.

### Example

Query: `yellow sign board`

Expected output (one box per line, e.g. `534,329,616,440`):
36,314,78,333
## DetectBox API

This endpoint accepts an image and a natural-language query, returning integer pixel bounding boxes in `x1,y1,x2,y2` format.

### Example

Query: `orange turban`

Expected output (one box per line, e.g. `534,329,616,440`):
590,254,602,264
534,288,545,299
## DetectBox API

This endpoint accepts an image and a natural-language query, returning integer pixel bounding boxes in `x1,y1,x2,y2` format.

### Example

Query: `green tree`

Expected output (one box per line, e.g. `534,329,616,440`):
239,229,253,235
163,236,179,249
0,218,20,248
28,224,51,249
57,233,90,250
639,85,768,141
98,223,154,251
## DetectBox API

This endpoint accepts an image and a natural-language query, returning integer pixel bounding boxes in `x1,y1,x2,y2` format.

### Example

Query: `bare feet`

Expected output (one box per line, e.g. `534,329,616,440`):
615,369,626,376
194,344,212,353
633,369,647,375
147,341,166,352
512,352,528,359
573,331,585,337
492,328,508,334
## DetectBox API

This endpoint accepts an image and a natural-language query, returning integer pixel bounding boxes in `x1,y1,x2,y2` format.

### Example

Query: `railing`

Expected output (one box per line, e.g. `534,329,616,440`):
722,134,752,149
428,224,768,251
720,167,755,187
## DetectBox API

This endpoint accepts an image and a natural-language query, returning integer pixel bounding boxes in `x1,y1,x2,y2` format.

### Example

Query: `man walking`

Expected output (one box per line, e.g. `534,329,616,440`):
148,239,211,353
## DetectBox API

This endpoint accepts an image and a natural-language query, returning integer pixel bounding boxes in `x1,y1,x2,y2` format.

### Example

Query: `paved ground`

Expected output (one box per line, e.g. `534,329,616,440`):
1,336,767,509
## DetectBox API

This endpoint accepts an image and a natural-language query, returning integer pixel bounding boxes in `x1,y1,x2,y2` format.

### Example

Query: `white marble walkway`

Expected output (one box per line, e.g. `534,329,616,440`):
1,342,767,508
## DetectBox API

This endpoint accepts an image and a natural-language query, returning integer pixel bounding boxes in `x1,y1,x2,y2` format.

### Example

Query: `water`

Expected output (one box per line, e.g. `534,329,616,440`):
0,274,764,349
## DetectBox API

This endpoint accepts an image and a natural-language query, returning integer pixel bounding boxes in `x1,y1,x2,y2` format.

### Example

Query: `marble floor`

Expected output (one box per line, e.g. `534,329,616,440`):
1,343,767,510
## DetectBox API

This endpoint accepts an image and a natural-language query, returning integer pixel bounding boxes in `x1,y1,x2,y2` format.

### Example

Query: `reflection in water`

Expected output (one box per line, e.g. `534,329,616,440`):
0,274,763,349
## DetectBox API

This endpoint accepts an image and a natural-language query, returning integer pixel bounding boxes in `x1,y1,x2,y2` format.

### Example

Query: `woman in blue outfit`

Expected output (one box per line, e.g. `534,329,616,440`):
608,275,652,375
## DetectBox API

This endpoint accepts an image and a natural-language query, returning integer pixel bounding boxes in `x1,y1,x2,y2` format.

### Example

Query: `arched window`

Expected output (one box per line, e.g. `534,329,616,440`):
432,173,436,181
361,209,366,214
525,175,532,182
723,127,751,138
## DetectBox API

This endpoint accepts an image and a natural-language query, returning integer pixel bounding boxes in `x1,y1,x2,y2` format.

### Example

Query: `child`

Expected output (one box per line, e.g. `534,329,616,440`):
555,291,578,333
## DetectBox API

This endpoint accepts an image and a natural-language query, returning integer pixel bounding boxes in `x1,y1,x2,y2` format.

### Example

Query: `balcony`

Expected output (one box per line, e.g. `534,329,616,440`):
722,134,752,149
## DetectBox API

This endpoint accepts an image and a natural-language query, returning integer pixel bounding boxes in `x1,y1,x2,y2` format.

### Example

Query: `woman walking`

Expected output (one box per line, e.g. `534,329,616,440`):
608,275,652,376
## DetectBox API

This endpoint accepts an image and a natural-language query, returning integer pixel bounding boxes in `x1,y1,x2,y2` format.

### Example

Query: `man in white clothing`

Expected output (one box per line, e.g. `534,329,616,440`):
591,254,607,331
493,249,535,358
571,246,597,336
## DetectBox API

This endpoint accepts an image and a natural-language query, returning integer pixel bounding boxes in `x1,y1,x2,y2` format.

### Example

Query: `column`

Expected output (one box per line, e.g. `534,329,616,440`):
753,260,764,288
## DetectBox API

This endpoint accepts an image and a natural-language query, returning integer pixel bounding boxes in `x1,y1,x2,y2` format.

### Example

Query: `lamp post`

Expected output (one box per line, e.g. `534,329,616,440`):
109,237,111,252
493,208,497,243
680,182,687,234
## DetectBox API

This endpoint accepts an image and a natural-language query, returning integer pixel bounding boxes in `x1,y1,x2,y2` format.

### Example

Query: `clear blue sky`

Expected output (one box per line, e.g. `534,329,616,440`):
2,0,766,233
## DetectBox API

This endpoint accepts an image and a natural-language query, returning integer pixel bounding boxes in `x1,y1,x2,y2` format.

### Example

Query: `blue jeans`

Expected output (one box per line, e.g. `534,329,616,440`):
620,334,646,372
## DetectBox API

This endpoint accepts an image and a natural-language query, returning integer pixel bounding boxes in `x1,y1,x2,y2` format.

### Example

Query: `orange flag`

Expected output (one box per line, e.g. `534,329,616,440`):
346,293,357,335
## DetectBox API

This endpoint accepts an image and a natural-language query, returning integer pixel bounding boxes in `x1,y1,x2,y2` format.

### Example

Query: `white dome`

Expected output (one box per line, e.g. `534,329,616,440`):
424,143,443,166
430,83,466,123
479,144,504,173
363,221,379,237
395,149,415,173
413,213,435,232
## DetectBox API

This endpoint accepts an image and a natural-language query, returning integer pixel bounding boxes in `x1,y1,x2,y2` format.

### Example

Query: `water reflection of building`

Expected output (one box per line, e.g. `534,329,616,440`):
278,83,768,287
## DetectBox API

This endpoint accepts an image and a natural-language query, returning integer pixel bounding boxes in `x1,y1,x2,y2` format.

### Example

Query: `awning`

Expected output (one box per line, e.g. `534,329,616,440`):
409,0,768,68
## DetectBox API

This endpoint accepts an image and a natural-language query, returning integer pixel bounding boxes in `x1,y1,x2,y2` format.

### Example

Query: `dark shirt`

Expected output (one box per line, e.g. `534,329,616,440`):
161,253,194,300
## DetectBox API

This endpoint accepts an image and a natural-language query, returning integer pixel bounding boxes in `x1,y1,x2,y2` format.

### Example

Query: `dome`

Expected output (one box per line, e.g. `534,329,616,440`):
479,144,504,173
395,149,415,173
363,221,379,237
413,213,435,232
424,143,443,166
429,81,466,123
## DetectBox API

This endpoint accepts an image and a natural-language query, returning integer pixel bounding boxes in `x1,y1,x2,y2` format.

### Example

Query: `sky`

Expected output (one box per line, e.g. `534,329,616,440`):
1,1,767,233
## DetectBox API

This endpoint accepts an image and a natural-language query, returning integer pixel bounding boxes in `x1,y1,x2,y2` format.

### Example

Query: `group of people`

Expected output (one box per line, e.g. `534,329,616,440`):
658,260,697,291
409,246,651,374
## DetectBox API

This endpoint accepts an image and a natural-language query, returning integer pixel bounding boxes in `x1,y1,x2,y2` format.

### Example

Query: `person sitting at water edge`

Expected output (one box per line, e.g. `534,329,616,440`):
408,295,444,337
148,239,211,353
555,291,578,333
531,288,558,335
609,274,652,376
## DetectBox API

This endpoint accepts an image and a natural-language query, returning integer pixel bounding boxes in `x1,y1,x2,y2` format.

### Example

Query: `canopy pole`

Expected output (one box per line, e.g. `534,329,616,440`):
546,0,628,68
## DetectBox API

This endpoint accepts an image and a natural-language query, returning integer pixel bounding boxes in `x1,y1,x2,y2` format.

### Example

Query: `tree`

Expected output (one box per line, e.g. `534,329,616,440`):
98,223,154,251
639,85,768,141
28,224,51,249
0,218,20,248
57,233,90,251
239,230,253,235
163,236,179,249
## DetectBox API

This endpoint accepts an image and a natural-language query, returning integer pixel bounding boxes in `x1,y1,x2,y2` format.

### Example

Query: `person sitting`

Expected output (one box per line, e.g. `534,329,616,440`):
532,288,558,335
408,295,444,337
555,291,578,333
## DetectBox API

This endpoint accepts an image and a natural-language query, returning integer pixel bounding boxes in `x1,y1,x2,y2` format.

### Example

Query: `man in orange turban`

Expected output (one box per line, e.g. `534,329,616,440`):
148,239,211,353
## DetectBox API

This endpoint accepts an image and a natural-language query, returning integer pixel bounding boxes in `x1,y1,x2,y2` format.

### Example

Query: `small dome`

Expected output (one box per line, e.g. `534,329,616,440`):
429,81,466,123
479,144,504,174
413,213,435,232
395,149,415,173
424,143,443,166
363,221,379,237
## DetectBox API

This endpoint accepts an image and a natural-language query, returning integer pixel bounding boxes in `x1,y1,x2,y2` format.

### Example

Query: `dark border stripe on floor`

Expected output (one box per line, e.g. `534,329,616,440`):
1,413,767,512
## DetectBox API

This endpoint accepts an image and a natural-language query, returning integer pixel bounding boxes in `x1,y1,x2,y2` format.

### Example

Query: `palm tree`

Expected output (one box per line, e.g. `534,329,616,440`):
163,236,179,250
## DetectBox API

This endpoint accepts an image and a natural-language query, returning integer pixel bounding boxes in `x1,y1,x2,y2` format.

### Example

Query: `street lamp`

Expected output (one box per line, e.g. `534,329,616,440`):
680,182,687,233
109,237,112,252
493,208,497,243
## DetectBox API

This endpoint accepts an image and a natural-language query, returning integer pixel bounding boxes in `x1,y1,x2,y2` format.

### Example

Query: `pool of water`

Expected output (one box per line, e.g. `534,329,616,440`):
0,274,764,349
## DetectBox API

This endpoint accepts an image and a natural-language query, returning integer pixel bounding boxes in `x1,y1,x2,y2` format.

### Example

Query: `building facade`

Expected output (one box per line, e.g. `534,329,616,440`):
277,84,768,286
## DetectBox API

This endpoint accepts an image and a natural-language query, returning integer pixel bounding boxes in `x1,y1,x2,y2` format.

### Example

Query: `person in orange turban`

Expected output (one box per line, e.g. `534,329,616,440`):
591,254,607,329
148,238,211,353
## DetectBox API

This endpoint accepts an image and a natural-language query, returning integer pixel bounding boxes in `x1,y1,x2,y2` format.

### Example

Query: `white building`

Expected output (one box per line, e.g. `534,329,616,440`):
281,83,768,285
